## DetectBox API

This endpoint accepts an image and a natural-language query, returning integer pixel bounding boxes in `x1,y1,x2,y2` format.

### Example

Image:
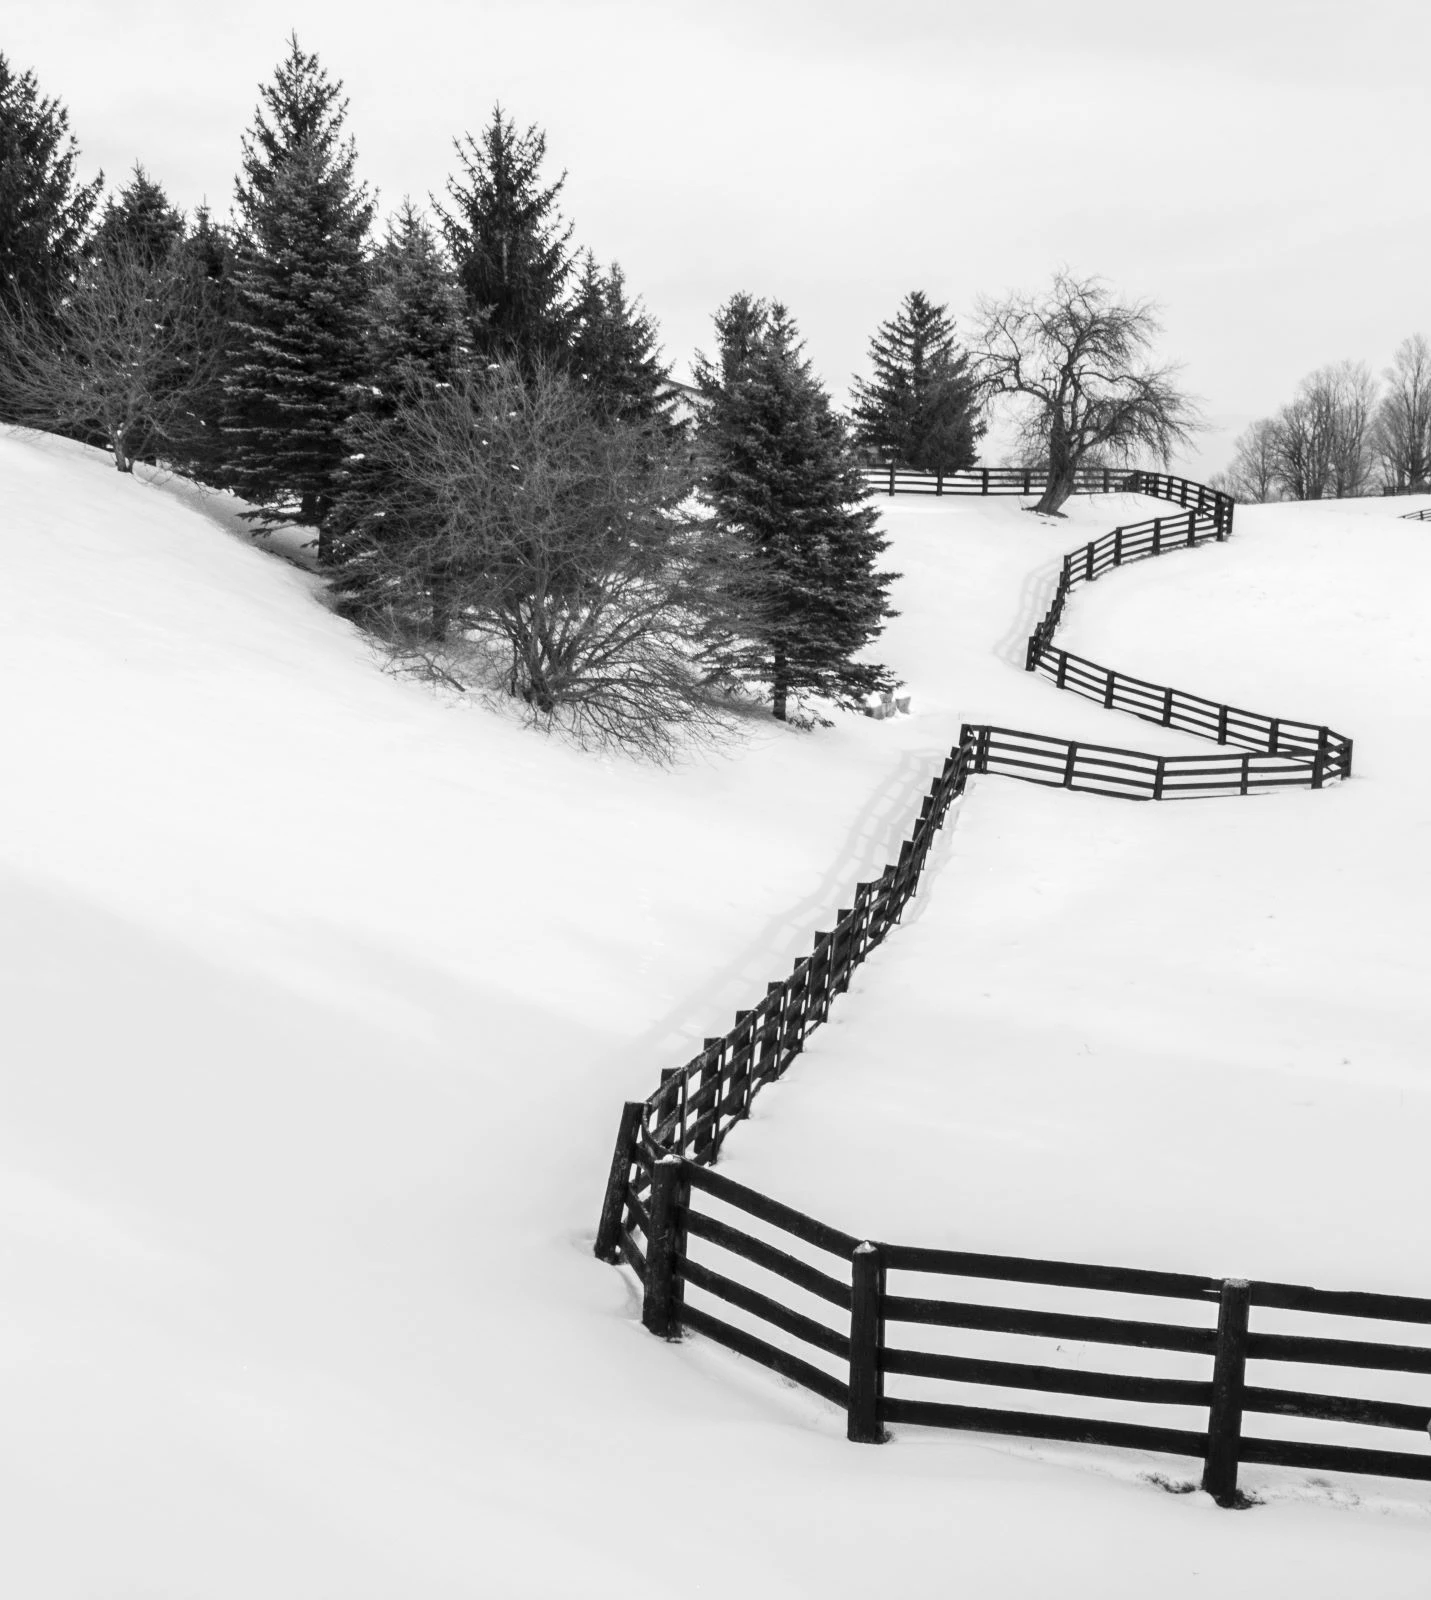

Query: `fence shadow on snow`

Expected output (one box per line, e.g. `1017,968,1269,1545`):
593,467,1419,1510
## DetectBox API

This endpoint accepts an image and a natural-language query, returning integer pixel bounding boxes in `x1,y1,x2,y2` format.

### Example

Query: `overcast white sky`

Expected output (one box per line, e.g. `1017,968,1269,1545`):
9,0,1429,474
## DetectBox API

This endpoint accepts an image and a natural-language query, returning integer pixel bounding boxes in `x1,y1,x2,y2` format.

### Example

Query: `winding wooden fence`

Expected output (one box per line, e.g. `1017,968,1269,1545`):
593,469,1407,1507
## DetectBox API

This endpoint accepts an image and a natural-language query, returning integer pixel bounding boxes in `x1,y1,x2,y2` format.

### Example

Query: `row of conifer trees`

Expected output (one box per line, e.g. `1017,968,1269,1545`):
0,39,986,751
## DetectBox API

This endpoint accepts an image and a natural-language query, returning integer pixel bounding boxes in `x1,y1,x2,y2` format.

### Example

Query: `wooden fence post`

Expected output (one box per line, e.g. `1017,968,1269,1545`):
936,470,944,496
695,1041,721,1162
813,932,833,1020
760,981,784,1084
642,1156,688,1339
729,1011,754,1128
981,467,990,495
1312,727,1328,790
1202,1278,1252,1506
1342,737,1354,778
847,1242,887,1443
1114,527,1124,565
1153,516,1163,554
1153,757,1166,800
888,462,896,496
594,1100,646,1262
1063,742,1078,788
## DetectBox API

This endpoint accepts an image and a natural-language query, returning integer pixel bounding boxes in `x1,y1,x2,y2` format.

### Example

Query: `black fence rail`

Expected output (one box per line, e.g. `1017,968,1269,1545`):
968,724,1347,799
1010,483,1354,792
592,735,976,1227
860,465,1227,521
593,466,1385,1506
614,1156,1431,1504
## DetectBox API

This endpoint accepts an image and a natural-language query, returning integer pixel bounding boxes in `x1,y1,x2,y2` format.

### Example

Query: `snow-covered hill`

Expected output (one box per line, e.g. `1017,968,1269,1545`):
3,428,1429,1597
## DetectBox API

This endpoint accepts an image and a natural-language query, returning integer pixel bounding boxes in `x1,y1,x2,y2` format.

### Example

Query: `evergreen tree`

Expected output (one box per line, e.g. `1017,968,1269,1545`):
174,205,238,484
695,296,897,722
435,106,574,364
368,200,466,399
0,52,102,320
92,164,185,265
328,202,466,599
568,252,680,433
223,36,374,557
850,290,983,474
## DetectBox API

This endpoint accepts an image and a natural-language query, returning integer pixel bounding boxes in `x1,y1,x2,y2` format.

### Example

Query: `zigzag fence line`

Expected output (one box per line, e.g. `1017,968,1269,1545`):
593,469,1406,1509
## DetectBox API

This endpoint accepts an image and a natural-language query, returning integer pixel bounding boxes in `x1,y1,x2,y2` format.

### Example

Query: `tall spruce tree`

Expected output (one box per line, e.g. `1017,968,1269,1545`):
93,164,185,265
850,290,983,474
368,200,467,399
223,38,374,556
174,205,238,484
0,52,101,321
328,202,467,598
695,296,896,722
435,106,574,364
568,252,680,433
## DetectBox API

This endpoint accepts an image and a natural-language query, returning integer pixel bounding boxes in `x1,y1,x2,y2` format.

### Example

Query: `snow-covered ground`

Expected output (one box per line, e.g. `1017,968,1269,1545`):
3,428,1429,1596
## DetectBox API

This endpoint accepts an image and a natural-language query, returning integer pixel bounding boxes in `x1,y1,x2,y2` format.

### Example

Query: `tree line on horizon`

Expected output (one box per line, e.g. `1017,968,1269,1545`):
1213,346,1431,504
0,40,1208,755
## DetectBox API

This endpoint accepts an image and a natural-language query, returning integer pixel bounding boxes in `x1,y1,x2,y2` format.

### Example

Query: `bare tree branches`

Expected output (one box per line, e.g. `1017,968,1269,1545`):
972,271,1200,515
1262,361,1379,501
0,238,222,471
1375,334,1431,492
1213,417,1282,503
336,361,736,759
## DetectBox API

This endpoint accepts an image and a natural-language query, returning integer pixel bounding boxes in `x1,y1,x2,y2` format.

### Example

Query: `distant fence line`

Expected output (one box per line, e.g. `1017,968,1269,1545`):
594,468,1398,1509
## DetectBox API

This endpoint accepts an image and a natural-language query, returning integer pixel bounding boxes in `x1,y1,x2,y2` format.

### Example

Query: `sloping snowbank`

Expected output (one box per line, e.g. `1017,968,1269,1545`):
3,430,1428,1596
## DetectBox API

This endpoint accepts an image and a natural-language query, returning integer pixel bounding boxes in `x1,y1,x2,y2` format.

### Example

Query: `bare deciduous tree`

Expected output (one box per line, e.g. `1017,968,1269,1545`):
335,361,736,759
1269,390,1332,501
1375,334,1431,492
1323,360,1378,497
1216,417,1282,503
1268,362,1378,500
972,271,1200,515
0,239,221,472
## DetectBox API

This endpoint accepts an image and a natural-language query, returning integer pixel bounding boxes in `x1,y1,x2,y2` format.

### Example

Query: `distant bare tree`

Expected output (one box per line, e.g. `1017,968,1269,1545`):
0,238,221,471
1217,417,1281,502
1268,362,1378,500
972,271,1200,515
1270,384,1334,501
1323,360,1378,497
1375,334,1431,491
334,360,735,759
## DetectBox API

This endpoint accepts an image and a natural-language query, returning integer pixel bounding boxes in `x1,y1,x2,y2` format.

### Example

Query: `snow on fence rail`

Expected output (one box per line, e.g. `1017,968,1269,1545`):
593,468,1392,1507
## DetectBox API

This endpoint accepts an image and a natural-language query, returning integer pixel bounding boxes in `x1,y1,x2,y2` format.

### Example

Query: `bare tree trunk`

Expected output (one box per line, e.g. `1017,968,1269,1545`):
1034,433,1077,515
1033,469,1077,515
772,648,789,722
302,492,332,564
109,426,134,474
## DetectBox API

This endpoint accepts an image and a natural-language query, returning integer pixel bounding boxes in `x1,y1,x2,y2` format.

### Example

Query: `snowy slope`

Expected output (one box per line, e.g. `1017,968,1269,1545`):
3,428,1429,1597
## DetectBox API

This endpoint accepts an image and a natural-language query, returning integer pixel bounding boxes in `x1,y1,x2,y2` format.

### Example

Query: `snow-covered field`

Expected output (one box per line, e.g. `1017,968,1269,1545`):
3,428,1429,1596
